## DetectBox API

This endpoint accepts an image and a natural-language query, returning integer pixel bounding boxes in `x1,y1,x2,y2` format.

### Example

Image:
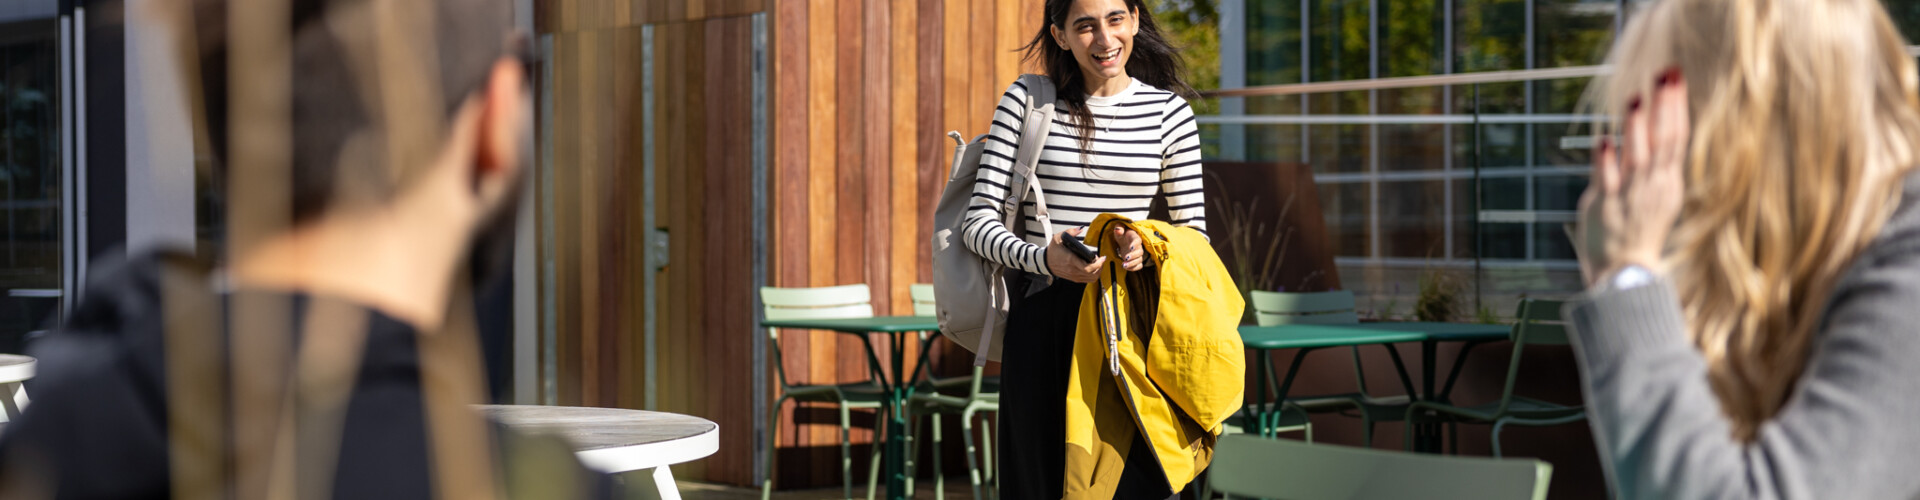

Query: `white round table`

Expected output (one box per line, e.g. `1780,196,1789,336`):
0,354,34,422
0,354,33,384
479,405,717,500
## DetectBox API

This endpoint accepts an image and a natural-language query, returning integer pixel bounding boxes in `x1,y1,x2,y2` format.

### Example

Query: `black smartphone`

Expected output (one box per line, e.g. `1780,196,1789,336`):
1062,232,1099,262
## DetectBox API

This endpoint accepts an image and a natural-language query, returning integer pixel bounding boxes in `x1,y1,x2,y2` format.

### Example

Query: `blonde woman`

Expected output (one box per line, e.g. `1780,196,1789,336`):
1566,0,1920,497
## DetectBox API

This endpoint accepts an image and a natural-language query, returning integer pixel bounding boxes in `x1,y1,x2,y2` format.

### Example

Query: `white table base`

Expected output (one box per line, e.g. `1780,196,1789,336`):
479,405,717,499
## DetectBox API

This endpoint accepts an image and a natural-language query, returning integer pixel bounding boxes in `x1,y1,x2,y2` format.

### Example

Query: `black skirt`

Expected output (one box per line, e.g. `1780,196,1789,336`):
995,278,1186,500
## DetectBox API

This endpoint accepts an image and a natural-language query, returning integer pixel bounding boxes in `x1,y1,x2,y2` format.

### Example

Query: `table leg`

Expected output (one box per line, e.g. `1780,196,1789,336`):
1420,340,1439,453
888,337,908,500
1264,348,1315,438
0,382,21,422
1249,348,1267,437
627,466,682,500
880,332,927,500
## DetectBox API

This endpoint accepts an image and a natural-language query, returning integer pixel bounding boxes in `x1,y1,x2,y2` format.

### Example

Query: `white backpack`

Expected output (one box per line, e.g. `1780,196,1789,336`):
931,74,1057,366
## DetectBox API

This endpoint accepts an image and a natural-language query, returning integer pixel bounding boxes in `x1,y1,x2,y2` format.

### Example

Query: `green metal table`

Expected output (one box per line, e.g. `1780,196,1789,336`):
1237,322,1511,451
758,316,937,500
1238,325,1425,438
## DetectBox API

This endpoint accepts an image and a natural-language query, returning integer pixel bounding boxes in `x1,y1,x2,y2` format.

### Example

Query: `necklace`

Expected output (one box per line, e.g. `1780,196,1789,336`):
1090,106,1112,134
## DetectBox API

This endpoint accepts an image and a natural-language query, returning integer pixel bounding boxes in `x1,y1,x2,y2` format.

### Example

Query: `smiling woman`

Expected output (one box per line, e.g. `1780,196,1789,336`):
959,1,1207,499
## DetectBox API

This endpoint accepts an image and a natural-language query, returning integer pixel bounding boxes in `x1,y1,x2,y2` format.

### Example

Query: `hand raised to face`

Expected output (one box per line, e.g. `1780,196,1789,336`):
1576,68,1688,286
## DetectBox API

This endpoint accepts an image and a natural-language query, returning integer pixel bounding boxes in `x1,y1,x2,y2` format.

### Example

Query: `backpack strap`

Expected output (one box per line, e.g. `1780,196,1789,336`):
1000,73,1057,243
977,74,1058,367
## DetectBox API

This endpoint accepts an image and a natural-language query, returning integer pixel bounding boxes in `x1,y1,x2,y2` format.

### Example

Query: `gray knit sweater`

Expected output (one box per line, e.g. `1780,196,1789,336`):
1564,173,1920,499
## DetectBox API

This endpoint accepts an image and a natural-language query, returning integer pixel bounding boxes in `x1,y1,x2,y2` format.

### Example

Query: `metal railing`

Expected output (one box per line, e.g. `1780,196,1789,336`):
1201,65,1608,99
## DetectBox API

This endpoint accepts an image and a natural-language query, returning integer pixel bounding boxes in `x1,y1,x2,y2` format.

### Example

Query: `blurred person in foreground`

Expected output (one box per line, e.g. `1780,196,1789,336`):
0,0,611,498
1566,0,1920,497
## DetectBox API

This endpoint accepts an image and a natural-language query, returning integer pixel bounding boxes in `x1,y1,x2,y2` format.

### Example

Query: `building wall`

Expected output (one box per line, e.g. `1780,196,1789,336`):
768,0,1039,489
535,0,766,487
534,0,1043,488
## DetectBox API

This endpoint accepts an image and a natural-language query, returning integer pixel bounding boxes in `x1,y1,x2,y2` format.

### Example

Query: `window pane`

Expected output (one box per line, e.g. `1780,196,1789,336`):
1481,177,1525,210
1535,0,1616,69
1307,123,1370,174
1307,91,1369,175
1321,181,1371,257
1380,0,1445,78
1246,95,1303,163
1534,222,1578,260
1456,82,1527,168
1380,181,1447,258
1454,0,1527,72
0,21,63,353
1309,0,1371,83
1380,124,1446,172
1451,178,1477,259
1247,124,1304,163
1479,223,1527,259
1534,175,1586,211
1248,0,1304,86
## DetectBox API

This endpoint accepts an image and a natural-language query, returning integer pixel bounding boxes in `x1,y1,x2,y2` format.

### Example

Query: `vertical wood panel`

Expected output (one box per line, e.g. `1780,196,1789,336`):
691,17,721,480
832,5,871,459
539,0,1043,488
916,0,945,287
700,18,753,485
860,0,894,353
576,29,602,405
889,0,918,317
659,17,685,466
802,0,840,475
593,26,626,407
608,26,639,410
769,0,812,482
554,32,582,406
666,0,686,26
995,0,1020,95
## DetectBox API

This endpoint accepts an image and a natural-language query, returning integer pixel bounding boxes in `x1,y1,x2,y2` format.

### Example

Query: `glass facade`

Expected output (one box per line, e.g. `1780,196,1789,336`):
0,19,61,353
1204,0,1920,318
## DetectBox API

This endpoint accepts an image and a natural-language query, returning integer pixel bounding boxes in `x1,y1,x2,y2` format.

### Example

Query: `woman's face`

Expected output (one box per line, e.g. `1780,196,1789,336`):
1051,0,1137,85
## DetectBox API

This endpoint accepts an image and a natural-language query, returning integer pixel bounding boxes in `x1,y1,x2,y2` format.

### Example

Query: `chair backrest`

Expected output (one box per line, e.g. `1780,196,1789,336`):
760,285,874,390
906,283,994,397
1250,290,1374,393
1510,299,1569,345
1209,434,1552,500
761,284,875,322
909,283,936,317
1250,290,1360,326
1492,298,1570,411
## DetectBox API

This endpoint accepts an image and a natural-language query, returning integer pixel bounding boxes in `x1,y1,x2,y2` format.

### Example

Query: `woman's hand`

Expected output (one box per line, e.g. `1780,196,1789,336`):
1576,69,1687,287
1112,226,1148,271
1047,227,1106,283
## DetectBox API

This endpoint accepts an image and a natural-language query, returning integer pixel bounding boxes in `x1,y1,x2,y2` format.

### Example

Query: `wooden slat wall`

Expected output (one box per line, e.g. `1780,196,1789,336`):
767,0,1043,489
540,1,763,486
538,0,1042,488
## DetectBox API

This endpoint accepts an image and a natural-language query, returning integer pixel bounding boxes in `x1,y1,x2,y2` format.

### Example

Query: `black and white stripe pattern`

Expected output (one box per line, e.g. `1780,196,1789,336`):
961,77,1207,277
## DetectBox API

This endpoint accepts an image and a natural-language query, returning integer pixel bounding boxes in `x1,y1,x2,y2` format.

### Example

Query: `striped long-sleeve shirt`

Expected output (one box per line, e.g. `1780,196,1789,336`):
961,77,1207,277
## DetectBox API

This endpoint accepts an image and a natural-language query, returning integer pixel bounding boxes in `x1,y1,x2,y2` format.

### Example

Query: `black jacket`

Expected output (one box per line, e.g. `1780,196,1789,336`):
0,251,609,499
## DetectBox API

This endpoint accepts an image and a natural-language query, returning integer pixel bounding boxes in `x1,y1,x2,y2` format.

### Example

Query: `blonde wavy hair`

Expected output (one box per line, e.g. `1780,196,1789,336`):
1595,0,1920,442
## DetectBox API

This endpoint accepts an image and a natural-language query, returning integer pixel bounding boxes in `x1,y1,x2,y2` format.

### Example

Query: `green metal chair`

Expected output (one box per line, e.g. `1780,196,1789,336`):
902,283,1000,500
1402,299,1586,457
760,284,889,500
1245,290,1412,446
1209,434,1552,499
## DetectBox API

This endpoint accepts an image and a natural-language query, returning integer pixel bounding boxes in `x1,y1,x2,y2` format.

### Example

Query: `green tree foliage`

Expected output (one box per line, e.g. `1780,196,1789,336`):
1150,0,1221,114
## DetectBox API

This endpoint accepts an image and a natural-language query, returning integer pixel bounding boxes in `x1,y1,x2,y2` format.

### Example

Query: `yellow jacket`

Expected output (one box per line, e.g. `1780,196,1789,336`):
1063,215,1245,499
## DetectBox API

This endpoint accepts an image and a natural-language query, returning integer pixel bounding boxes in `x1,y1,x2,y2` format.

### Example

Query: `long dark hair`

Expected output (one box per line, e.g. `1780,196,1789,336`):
1020,0,1197,156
